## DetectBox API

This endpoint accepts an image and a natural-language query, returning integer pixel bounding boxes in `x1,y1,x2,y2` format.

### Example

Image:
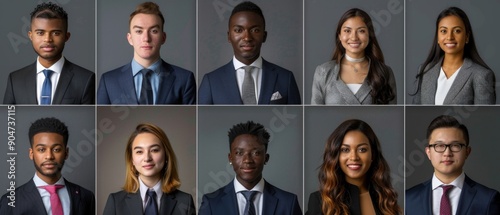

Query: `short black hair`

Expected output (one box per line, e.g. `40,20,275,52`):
229,1,265,28
30,2,69,31
29,117,69,147
228,121,270,151
426,115,469,146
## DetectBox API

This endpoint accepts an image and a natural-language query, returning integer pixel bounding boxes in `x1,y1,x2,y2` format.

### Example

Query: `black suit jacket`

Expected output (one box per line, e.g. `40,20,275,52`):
406,175,500,215
0,179,95,215
103,189,195,215
3,59,95,104
97,60,196,104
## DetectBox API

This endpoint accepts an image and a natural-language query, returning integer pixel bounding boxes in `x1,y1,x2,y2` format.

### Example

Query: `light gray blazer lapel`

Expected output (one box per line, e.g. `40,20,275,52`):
443,58,474,104
420,61,441,104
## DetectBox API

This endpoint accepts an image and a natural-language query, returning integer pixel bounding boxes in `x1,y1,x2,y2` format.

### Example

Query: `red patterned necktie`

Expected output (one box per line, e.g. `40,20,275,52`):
440,185,453,215
39,184,64,215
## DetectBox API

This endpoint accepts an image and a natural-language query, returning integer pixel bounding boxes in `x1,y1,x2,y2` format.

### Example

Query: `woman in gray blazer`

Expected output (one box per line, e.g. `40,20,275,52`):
411,7,495,105
311,8,396,105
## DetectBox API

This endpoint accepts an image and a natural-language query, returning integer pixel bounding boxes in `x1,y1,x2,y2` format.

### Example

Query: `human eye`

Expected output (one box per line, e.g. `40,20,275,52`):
450,143,462,150
344,29,350,33
340,147,350,153
435,144,446,151
233,27,243,33
52,31,61,36
358,147,368,153
150,29,159,34
35,31,44,36
453,29,462,34
439,29,447,34
135,30,142,34
135,150,143,154
53,147,62,152
151,147,161,153
37,147,46,152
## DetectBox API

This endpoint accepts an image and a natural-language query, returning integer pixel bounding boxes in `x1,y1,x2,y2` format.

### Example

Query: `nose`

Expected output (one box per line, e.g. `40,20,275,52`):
242,152,254,163
442,146,454,156
43,33,53,43
45,149,55,160
447,31,454,40
145,151,153,161
349,150,359,160
242,30,253,41
142,32,151,42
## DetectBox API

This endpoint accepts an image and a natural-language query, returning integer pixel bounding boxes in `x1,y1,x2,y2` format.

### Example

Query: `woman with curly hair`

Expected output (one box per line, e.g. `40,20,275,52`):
306,119,400,215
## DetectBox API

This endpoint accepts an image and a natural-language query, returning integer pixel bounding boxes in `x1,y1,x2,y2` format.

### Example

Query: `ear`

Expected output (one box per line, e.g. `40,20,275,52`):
161,32,166,45
65,32,71,42
28,31,33,41
228,152,232,163
465,146,471,159
64,147,69,160
127,33,133,46
262,31,267,43
425,146,431,160
29,148,34,160
227,31,230,43
265,153,270,163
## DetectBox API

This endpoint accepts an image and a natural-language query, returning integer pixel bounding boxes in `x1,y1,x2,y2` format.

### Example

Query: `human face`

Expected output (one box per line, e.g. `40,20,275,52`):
132,133,166,183
127,13,166,67
228,11,267,65
339,130,372,187
29,132,68,184
29,18,70,68
228,134,269,190
437,15,468,57
339,16,369,58
426,127,470,183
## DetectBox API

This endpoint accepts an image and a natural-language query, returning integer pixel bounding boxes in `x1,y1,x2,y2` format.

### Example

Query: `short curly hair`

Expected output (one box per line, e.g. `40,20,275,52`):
228,121,270,151
30,2,69,31
229,1,265,28
29,117,69,147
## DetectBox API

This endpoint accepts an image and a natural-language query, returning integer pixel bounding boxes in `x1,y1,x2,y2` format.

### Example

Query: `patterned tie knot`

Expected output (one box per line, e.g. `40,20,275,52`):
241,190,257,202
40,184,64,194
442,185,453,195
243,66,254,73
43,69,54,78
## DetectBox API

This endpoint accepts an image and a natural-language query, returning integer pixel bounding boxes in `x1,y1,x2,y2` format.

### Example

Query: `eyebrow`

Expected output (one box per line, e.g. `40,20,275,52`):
34,143,63,147
341,143,369,147
133,144,161,150
132,25,160,29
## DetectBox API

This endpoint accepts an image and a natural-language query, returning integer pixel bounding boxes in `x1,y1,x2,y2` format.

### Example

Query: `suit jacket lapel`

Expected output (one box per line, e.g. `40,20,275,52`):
52,60,74,104
65,180,81,215
456,175,477,214
418,179,433,215
118,64,139,104
24,63,39,104
26,179,48,215
421,62,441,104
259,59,277,104
262,181,278,215
222,61,243,104
355,82,371,103
125,192,144,215
221,182,239,215
332,73,361,104
443,58,473,104
156,60,175,104
159,192,177,215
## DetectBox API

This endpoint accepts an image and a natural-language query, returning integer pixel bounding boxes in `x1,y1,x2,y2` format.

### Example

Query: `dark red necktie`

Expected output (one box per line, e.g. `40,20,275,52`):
440,185,453,215
39,184,64,215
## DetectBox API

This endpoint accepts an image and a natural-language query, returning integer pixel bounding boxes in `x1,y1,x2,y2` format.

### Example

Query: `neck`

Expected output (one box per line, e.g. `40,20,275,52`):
443,54,464,67
134,55,160,68
139,175,160,188
346,177,368,193
435,170,461,184
345,53,365,62
39,55,62,68
37,172,61,185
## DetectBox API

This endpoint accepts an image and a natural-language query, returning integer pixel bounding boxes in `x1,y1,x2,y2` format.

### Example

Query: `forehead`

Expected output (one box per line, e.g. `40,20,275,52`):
130,13,163,28
132,132,161,148
439,15,465,27
342,16,367,28
31,18,66,29
231,134,264,149
342,130,370,146
32,132,64,145
429,127,465,142
229,11,264,27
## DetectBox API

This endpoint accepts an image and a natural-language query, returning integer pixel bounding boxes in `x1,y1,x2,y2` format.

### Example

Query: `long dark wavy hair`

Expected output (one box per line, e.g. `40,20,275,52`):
411,6,491,96
332,8,395,104
318,119,400,215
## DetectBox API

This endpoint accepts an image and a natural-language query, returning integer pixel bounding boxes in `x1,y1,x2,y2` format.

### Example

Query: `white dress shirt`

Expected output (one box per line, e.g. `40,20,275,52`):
431,172,465,215
33,174,70,215
233,56,263,102
435,66,462,105
139,178,163,212
234,177,265,215
36,56,65,105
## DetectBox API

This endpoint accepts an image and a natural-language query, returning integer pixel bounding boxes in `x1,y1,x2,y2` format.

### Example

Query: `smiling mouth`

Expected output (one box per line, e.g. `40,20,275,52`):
348,43,361,48
444,43,457,48
143,165,155,169
347,164,361,170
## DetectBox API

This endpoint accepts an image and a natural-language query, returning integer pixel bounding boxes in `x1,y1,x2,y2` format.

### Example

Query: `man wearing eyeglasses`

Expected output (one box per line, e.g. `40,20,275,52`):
406,115,500,215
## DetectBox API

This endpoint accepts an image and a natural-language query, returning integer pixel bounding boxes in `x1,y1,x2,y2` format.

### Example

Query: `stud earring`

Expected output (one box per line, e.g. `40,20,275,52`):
229,162,232,165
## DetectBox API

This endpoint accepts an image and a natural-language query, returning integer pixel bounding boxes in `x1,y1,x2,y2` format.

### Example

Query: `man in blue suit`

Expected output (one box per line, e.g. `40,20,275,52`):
199,121,302,214
406,115,500,215
97,2,195,105
198,1,301,105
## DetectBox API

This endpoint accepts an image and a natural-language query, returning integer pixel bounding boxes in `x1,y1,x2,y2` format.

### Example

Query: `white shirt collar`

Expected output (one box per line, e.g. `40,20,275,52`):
139,177,162,204
33,173,65,186
233,177,265,193
232,56,263,70
431,172,466,190
36,56,65,75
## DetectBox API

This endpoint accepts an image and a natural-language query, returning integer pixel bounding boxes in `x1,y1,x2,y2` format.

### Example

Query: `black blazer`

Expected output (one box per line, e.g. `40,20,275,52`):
3,59,95,104
306,184,382,215
103,189,195,215
0,179,95,215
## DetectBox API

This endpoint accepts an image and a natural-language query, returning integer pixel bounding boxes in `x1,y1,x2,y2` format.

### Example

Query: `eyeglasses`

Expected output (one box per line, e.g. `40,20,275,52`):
428,143,466,153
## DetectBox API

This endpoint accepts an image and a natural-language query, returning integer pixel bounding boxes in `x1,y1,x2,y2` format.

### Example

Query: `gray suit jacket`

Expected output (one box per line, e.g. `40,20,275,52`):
311,60,397,104
103,189,195,215
412,57,496,104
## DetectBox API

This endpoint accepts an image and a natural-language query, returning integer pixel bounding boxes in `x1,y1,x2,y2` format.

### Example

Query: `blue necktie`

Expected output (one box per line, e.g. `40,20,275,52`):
138,69,153,104
241,190,257,215
41,69,53,105
144,189,158,215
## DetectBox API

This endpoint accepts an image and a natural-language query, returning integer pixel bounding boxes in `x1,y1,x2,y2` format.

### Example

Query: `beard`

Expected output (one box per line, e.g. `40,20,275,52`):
33,160,65,179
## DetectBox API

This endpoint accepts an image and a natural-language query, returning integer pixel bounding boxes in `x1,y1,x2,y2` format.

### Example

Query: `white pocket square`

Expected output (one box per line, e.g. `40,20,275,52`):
271,91,282,101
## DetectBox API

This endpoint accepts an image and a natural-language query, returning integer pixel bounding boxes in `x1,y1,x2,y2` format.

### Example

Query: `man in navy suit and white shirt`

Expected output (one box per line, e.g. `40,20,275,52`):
0,117,95,215
406,115,500,215
199,121,302,215
97,2,196,105
198,1,301,105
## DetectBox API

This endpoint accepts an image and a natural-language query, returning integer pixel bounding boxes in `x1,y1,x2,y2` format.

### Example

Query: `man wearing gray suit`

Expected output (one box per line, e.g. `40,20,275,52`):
3,2,95,105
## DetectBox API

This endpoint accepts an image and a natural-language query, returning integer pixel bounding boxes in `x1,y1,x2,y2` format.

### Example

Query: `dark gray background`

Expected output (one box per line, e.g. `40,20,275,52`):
0,1,95,103
305,0,404,104
304,106,405,212
198,106,303,210
0,106,95,197
198,0,303,101
97,106,196,215
406,106,500,192
97,0,196,80
406,0,500,104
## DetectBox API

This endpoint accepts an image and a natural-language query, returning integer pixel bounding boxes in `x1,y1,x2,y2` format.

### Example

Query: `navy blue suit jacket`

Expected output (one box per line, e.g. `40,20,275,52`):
0,178,95,215
199,180,302,215
406,175,500,215
198,59,301,104
97,60,196,104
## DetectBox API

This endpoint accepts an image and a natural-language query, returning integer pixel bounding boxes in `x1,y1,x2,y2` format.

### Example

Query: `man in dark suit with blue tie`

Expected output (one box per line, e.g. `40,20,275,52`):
406,115,500,215
0,117,95,215
198,1,301,105
97,2,196,105
199,121,302,215
3,2,95,105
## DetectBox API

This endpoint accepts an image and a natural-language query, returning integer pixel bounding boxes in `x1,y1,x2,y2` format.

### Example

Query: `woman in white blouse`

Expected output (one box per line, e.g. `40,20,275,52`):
411,7,495,105
311,8,397,105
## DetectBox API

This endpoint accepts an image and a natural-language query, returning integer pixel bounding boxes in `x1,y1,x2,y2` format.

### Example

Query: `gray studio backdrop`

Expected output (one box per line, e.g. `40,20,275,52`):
0,106,95,197
406,0,500,104
198,106,303,210
405,106,500,192
198,0,303,101
97,0,196,78
305,0,404,104
304,106,405,212
0,1,95,103
97,106,196,215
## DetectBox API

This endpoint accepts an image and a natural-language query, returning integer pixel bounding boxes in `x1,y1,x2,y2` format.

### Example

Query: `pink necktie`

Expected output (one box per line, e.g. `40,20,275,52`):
40,184,64,215
440,185,453,215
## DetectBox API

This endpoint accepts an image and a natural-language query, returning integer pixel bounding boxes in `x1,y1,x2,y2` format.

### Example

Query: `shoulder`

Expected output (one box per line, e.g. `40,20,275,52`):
9,63,36,77
101,64,130,78
406,180,429,197
65,180,94,196
315,61,338,76
64,60,94,75
168,189,193,200
265,181,298,199
162,61,193,77
464,59,494,76
263,59,293,74
466,176,499,196
202,185,229,200
205,61,233,77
